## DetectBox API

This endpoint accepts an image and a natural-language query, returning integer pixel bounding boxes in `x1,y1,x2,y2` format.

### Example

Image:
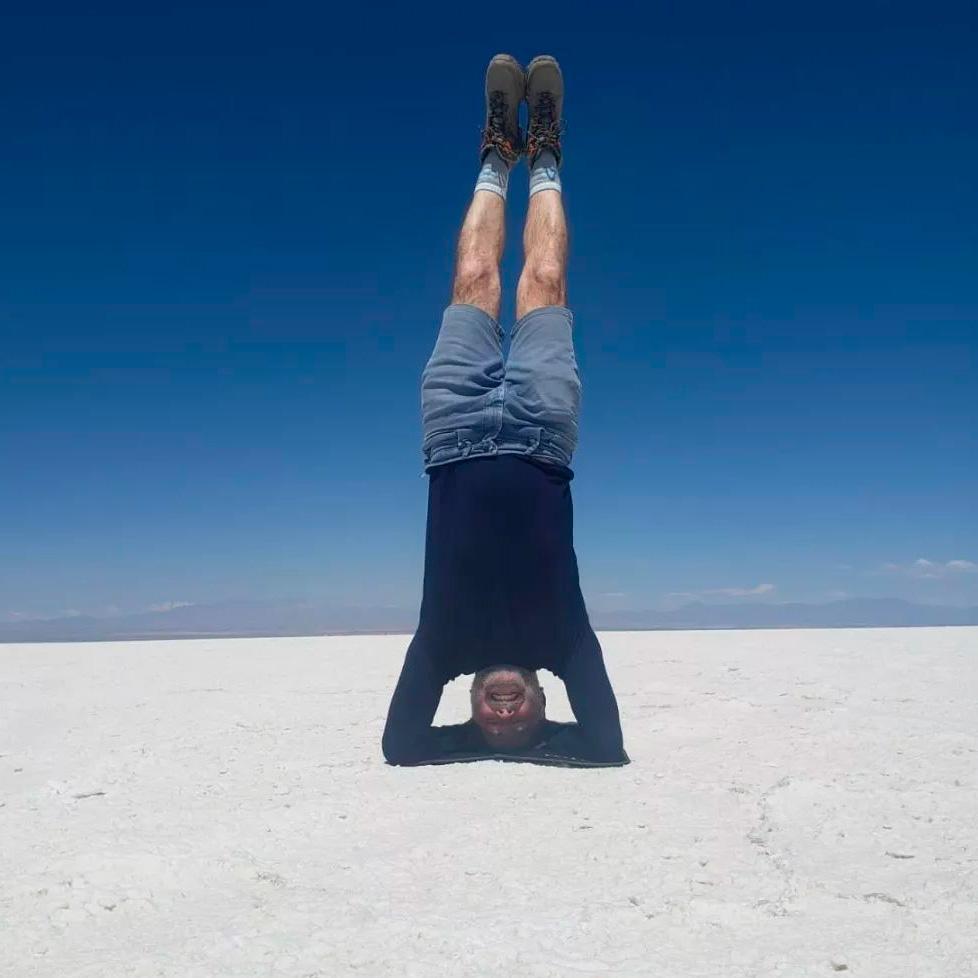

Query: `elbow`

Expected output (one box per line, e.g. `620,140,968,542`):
383,745,411,766
588,725,627,764
382,727,417,766
381,730,403,765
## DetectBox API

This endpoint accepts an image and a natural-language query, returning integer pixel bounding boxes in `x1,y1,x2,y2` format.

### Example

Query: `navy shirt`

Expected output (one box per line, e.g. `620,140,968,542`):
382,455,627,766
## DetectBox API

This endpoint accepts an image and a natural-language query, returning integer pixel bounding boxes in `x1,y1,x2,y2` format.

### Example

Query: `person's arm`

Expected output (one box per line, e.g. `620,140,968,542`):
544,626,628,764
381,633,484,765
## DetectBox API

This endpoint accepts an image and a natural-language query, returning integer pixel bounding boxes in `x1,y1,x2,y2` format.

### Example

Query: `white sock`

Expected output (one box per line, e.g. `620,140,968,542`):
529,149,561,196
475,148,512,199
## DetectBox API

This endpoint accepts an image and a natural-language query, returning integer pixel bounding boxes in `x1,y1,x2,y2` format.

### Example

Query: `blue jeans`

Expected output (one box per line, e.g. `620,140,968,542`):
421,304,581,470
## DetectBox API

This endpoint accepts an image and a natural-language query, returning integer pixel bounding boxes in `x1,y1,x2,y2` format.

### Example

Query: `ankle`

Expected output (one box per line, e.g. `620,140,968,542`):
476,147,514,200
529,148,561,197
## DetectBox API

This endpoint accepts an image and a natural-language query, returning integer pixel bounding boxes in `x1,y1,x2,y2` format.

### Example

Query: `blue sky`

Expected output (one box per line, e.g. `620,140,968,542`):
2,2,976,622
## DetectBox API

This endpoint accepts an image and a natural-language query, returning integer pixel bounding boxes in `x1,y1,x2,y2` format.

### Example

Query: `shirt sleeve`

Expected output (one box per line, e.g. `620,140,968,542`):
549,625,628,764
381,633,485,765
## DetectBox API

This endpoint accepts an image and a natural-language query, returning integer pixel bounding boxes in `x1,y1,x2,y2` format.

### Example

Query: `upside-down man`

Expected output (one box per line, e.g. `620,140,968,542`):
382,54,628,767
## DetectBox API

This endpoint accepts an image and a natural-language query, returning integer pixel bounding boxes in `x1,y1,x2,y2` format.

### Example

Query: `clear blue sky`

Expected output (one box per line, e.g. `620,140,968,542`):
2,2,976,621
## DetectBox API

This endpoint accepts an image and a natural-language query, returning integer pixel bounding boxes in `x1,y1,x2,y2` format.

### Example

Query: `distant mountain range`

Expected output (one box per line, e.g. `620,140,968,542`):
598,598,978,631
1,597,975,643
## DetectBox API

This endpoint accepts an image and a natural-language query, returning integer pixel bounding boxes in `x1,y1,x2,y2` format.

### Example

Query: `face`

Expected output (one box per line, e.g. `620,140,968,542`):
470,666,546,750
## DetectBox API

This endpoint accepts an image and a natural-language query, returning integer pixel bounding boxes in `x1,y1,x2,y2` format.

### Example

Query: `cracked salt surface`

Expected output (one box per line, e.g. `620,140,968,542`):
2,627,977,977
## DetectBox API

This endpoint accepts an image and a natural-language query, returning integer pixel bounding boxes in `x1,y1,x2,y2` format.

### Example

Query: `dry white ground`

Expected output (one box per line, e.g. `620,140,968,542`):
2,627,977,978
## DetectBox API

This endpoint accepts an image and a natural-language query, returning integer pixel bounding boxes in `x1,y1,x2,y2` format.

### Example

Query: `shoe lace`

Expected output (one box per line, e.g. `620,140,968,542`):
532,92,556,130
481,90,519,162
487,91,508,133
528,91,562,155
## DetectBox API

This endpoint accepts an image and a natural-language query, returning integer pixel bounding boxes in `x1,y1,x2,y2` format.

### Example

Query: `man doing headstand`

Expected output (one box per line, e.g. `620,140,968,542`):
382,54,628,767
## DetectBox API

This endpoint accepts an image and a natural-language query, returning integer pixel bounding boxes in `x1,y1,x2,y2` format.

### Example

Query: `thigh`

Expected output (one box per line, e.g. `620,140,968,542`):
421,304,505,465
502,305,581,463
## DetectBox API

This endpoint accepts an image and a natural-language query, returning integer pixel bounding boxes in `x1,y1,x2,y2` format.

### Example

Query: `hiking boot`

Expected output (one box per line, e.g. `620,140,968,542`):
525,55,564,166
480,53,525,165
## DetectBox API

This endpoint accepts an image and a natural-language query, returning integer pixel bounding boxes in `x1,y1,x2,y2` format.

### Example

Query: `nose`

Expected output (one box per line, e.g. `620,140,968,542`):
492,703,516,717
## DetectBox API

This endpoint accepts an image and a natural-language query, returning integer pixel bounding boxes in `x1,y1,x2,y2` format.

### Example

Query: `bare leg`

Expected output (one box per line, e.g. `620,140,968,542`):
515,188,568,319
451,191,506,320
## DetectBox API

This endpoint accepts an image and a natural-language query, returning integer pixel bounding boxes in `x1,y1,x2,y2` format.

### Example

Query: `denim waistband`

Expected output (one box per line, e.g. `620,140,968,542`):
422,427,574,472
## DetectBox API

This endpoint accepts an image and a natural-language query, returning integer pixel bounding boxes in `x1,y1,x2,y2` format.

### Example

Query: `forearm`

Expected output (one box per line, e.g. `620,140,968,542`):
556,625,627,762
382,632,484,765
382,632,445,764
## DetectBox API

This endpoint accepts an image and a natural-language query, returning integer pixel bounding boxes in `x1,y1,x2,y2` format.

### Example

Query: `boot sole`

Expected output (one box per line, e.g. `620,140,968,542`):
486,53,526,96
526,54,562,90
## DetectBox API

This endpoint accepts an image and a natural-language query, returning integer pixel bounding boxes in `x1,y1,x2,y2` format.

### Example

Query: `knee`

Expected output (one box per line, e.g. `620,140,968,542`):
453,255,497,300
522,258,565,300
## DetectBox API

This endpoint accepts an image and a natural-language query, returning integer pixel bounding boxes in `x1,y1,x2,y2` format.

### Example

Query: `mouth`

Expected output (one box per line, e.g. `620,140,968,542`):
486,681,524,702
